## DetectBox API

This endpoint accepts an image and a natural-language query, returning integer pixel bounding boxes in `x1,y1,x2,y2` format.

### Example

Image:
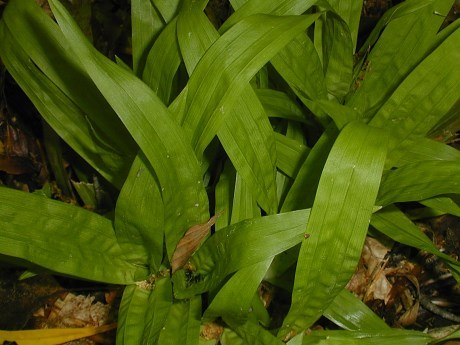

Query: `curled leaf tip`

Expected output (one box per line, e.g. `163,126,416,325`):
171,212,223,274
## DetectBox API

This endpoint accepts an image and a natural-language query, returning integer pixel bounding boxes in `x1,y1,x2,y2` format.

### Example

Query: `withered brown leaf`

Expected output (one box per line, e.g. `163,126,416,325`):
171,212,222,274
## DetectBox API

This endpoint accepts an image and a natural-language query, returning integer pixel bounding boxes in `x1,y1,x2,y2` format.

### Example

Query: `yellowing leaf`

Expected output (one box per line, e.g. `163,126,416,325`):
0,323,116,345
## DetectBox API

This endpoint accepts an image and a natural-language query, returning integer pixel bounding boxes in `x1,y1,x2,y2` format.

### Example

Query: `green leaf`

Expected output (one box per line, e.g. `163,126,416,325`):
204,260,272,324
143,277,174,344
157,296,202,345
301,329,433,344
324,289,389,331
0,187,147,284
49,0,209,259
321,11,353,99
280,122,388,339
420,197,460,217
347,0,454,118
220,327,247,345
0,21,128,188
1,0,136,158
369,26,460,150
230,320,285,345
386,137,460,168
142,17,181,104
325,0,363,52
214,162,236,231
177,5,279,213
377,161,460,206
256,89,309,123
116,285,151,345
177,0,218,75
115,154,164,270
218,95,278,213
204,175,268,324
222,0,317,32
270,32,328,121
151,0,182,23
177,13,319,155
281,124,338,212
131,0,165,75
173,209,311,298
371,205,460,280
275,133,310,179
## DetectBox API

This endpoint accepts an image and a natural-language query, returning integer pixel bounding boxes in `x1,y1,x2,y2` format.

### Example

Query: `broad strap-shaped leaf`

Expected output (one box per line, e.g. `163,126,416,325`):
420,197,460,217
114,154,164,270
142,277,174,344
279,122,388,340
177,4,279,213
116,285,151,345
256,89,309,123
214,161,236,231
49,0,209,259
275,133,310,179
301,329,433,344
177,13,319,155
369,26,460,150
0,17,128,188
229,320,285,345
270,32,328,123
157,296,201,345
347,0,454,118
142,17,181,104
131,0,165,75
220,327,247,345
173,209,311,298
217,94,278,213
320,10,353,100
324,289,389,331
222,0,317,32
117,277,173,345
1,0,136,158
0,324,116,345
308,100,360,130
0,187,147,284
386,137,460,168
151,0,182,23
203,260,272,324
377,161,460,206
325,0,363,52
371,205,460,280
203,175,268,325
281,124,339,212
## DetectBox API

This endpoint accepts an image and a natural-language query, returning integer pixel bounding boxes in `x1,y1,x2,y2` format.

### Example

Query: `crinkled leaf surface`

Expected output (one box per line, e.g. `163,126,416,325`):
369,25,460,150
0,187,147,284
173,209,310,298
280,122,387,339
49,0,209,259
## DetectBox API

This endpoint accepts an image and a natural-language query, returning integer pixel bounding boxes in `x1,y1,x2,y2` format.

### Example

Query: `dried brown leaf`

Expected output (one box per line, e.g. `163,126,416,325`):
171,212,222,274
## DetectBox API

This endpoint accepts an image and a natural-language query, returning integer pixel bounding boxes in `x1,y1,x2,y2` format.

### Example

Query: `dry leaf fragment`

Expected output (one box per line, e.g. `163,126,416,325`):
171,212,222,273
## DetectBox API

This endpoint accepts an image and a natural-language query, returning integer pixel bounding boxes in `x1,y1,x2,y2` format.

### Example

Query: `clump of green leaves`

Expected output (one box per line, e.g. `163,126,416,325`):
0,0,459,344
